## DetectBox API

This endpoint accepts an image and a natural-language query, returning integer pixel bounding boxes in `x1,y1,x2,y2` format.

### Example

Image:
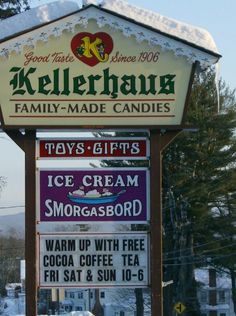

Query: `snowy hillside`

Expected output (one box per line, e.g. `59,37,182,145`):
0,212,24,236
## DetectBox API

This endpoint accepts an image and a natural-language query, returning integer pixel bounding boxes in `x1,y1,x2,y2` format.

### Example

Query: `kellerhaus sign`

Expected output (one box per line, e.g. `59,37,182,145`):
0,1,221,315
0,0,220,128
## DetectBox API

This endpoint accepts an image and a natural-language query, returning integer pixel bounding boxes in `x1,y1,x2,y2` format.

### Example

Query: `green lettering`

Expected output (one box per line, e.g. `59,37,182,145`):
9,66,176,98
38,74,51,95
101,68,118,99
159,74,175,94
10,67,36,95
120,75,137,96
61,68,70,95
139,74,157,95
51,68,60,95
87,74,101,95
73,75,86,95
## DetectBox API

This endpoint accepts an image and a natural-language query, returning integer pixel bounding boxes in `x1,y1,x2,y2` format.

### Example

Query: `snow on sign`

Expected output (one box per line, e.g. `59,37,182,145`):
37,137,149,159
39,232,149,288
0,8,196,128
38,168,149,223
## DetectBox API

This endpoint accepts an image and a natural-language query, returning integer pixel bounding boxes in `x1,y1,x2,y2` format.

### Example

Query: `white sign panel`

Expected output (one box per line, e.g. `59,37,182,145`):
39,232,149,288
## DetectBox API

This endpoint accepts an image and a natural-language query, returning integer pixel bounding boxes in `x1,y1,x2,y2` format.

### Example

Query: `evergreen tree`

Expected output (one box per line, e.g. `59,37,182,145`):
94,70,236,315
197,187,236,313
94,131,149,316
163,70,236,315
0,0,29,19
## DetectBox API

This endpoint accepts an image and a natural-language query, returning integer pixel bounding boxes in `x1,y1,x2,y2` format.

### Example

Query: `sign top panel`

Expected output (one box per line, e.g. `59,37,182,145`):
0,14,194,128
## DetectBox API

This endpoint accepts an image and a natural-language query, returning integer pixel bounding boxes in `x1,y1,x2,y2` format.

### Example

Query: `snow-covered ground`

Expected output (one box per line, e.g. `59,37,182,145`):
1,298,24,316
1,297,94,316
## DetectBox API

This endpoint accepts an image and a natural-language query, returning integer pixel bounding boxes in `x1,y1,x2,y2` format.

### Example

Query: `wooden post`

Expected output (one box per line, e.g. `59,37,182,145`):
5,129,37,315
150,129,182,316
150,130,163,316
24,130,37,316
92,289,104,316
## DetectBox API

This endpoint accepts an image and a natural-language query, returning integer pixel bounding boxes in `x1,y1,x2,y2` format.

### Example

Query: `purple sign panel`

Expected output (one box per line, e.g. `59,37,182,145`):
38,168,149,223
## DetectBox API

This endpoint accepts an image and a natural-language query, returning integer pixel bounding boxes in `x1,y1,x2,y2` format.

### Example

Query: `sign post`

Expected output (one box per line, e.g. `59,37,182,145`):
150,130,181,315
0,2,220,315
6,130,37,316
24,131,37,316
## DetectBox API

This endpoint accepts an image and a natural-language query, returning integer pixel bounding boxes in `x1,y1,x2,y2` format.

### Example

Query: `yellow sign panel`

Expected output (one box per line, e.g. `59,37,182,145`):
174,302,186,314
0,17,193,127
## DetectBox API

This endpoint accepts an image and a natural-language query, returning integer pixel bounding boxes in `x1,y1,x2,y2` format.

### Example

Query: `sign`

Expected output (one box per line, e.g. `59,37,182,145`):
0,18,193,127
37,137,149,159
39,232,149,288
174,302,186,314
38,168,149,223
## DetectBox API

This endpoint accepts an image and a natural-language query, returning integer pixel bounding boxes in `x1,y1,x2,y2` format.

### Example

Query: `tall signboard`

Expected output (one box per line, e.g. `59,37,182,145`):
0,2,220,316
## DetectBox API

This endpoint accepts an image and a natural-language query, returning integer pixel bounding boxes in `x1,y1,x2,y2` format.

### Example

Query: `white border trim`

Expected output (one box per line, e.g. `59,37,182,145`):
0,7,218,69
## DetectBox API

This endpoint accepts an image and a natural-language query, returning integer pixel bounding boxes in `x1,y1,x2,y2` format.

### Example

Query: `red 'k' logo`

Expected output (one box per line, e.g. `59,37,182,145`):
71,32,114,67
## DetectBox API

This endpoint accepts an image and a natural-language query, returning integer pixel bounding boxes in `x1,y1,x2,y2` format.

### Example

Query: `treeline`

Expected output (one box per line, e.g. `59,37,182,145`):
99,69,236,315
0,229,25,296
0,0,29,19
163,70,236,315
0,0,27,298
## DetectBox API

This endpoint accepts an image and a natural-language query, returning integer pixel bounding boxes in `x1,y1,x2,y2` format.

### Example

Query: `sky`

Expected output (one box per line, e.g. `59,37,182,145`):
0,0,236,216
126,0,236,90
